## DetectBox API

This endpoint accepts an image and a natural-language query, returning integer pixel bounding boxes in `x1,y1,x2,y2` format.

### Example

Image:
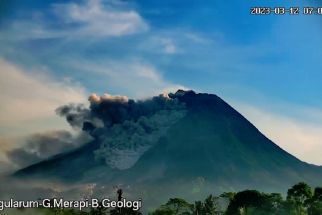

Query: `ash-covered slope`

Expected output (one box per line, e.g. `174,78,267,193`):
14,90,322,199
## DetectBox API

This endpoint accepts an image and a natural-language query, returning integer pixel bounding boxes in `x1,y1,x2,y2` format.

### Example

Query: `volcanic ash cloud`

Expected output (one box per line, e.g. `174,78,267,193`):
56,92,187,169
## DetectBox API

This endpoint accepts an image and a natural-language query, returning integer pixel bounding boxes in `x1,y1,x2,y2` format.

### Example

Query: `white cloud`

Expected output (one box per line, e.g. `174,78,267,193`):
184,32,213,44
0,59,87,139
0,0,148,40
232,102,322,165
68,60,185,98
141,37,178,55
161,39,177,54
52,0,148,38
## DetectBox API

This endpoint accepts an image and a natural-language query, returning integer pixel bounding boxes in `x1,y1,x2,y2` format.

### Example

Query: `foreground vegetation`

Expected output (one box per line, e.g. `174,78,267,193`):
150,182,322,215
7,182,322,215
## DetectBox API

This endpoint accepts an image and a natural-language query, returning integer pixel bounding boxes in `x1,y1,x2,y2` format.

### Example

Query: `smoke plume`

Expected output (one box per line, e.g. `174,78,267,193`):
56,92,187,169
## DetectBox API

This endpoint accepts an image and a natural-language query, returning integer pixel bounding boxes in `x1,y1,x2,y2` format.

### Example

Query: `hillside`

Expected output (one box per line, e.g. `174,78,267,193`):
13,90,322,207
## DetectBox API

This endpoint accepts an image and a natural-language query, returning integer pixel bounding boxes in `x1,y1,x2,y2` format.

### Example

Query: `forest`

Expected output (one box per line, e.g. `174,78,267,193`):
6,182,322,215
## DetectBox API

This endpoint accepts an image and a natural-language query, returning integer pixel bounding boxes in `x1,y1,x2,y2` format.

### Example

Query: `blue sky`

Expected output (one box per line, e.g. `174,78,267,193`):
1,0,322,166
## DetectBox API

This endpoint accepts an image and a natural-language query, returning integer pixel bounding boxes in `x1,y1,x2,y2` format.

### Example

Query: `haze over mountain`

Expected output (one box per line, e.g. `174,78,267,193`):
10,90,322,208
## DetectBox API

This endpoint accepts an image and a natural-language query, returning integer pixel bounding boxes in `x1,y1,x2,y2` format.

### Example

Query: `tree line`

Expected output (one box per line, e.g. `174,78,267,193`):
151,182,322,215
12,182,322,215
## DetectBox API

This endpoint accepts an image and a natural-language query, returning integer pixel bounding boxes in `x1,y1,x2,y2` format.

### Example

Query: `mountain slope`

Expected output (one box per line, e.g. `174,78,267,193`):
13,90,322,205
123,92,321,186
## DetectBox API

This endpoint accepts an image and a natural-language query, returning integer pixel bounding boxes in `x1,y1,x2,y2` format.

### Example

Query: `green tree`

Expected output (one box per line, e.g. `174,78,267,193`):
89,203,108,215
220,192,236,202
203,195,219,215
261,193,285,213
308,187,322,215
192,195,220,215
287,182,313,215
150,198,193,215
165,198,193,214
110,207,142,215
225,190,266,215
150,207,176,215
312,187,322,201
192,201,203,215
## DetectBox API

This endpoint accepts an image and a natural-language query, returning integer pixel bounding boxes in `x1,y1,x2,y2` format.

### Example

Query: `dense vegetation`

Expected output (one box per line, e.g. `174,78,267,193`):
9,182,322,215
150,182,322,215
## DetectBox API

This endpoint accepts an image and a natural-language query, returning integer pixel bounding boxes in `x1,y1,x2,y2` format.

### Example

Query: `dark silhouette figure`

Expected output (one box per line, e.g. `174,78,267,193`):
117,189,123,214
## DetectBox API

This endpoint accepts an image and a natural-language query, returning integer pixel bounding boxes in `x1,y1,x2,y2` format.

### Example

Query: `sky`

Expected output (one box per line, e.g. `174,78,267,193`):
1,0,322,168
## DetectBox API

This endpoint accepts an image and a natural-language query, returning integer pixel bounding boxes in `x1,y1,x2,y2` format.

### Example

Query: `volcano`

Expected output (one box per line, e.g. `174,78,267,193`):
12,90,322,207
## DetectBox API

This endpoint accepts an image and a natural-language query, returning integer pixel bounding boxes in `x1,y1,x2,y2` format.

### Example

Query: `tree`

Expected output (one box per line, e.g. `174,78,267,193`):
193,201,204,215
164,198,193,214
312,187,322,201
150,198,193,215
192,195,220,215
89,203,108,215
308,187,322,215
225,190,266,215
308,201,322,215
220,192,236,202
287,182,313,215
110,207,142,215
261,193,285,213
150,207,176,215
203,195,219,215
109,188,142,215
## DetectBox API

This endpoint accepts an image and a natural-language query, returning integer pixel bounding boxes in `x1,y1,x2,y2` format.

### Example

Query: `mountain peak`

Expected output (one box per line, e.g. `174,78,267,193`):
170,89,196,98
